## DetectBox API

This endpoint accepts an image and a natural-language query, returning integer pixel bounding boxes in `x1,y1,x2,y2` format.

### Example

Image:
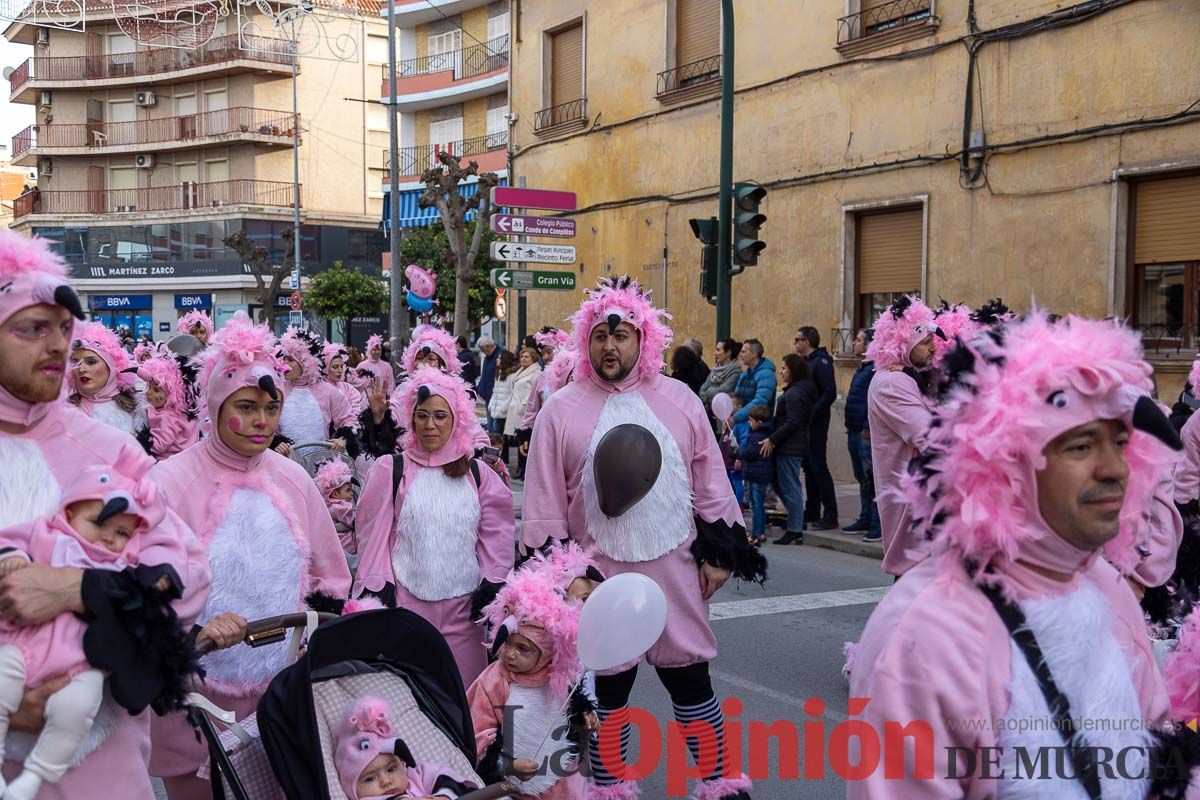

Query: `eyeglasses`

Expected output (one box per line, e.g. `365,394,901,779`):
413,410,451,424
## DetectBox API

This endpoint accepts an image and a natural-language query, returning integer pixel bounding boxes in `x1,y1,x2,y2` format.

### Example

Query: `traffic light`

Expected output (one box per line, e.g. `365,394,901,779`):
689,216,719,306
733,182,767,267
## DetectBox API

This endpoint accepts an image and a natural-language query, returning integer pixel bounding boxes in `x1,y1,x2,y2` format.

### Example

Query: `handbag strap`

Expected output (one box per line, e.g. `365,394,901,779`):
977,581,1103,800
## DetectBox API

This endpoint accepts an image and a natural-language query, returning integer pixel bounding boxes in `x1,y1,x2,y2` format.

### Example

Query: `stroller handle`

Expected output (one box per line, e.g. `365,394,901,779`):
458,783,524,800
195,612,339,656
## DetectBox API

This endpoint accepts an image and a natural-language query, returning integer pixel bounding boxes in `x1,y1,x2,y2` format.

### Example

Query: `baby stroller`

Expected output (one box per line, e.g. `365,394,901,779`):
195,608,522,800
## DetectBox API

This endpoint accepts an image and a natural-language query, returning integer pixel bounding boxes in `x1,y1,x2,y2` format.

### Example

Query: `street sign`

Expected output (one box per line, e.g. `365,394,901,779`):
289,291,302,311
490,269,576,292
289,270,299,290
490,241,576,264
490,186,577,212
288,310,304,327
493,290,508,321
490,214,577,238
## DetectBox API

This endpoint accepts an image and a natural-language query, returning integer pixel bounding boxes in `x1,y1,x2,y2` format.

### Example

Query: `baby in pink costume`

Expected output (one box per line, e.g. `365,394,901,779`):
0,464,187,800
316,459,357,553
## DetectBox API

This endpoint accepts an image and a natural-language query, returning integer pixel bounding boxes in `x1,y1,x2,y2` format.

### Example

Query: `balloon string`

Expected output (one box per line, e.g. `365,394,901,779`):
528,676,582,766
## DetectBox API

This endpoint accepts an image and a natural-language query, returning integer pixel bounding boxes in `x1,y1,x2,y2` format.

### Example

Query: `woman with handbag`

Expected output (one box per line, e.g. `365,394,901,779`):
504,348,542,480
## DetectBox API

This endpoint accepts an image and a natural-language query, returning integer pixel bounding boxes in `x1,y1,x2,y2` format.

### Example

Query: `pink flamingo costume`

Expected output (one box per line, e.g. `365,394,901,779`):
0,231,211,800
68,320,147,439
850,313,1198,799
401,325,462,378
521,277,762,800
358,334,396,394
323,341,366,418
353,367,515,686
277,327,360,448
176,310,212,346
148,312,351,784
315,459,357,552
135,344,200,459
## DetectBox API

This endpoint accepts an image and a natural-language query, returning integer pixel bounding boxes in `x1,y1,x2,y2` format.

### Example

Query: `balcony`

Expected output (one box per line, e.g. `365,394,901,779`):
13,179,298,222
10,108,297,165
380,0,492,26
382,131,507,185
379,35,508,111
836,0,938,57
656,55,721,104
533,98,587,138
9,34,296,104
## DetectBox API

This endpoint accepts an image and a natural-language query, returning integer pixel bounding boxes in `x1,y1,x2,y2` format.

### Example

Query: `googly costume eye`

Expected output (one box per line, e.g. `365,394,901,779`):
1047,391,1070,409
357,738,371,751
97,473,112,484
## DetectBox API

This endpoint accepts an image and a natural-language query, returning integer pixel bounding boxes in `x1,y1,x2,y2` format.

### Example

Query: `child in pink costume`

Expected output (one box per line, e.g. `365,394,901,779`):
333,697,478,800
353,367,514,686
136,344,200,459
68,321,147,438
316,459,357,552
850,313,1196,799
359,335,396,394
469,567,594,800
401,326,462,378
176,310,212,348
0,465,189,800
278,327,360,453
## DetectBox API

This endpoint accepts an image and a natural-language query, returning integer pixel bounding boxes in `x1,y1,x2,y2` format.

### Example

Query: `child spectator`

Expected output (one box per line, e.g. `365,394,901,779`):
737,405,775,547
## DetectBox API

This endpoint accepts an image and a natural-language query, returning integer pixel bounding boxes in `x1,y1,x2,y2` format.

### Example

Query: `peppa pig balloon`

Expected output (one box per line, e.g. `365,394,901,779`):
404,264,437,313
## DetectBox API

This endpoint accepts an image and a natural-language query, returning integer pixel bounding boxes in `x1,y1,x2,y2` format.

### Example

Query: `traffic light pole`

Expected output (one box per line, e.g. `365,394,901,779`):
715,0,735,342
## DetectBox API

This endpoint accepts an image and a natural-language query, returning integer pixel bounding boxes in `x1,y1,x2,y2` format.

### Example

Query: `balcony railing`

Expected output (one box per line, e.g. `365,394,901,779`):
13,179,298,218
656,54,721,96
383,131,507,177
837,0,933,45
11,108,296,159
1136,323,1194,356
9,34,295,94
534,98,587,132
384,34,508,84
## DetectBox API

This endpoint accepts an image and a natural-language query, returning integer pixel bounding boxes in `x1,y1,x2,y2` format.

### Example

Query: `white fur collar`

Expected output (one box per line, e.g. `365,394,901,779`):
508,684,575,795
581,391,692,562
392,468,481,601
0,437,61,529
279,387,327,443
91,400,143,437
996,578,1153,799
200,488,307,693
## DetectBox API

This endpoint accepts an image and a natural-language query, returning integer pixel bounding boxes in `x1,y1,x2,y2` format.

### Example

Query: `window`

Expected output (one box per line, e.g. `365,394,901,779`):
204,88,228,112
109,166,136,191
428,104,463,164
550,22,583,109
108,100,136,124
837,0,937,52
367,103,388,132
855,206,923,329
486,94,508,148
176,94,197,138
859,0,932,36
1130,174,1200,349
206,158,229,183
367,34,389,65
675,0,719,70
487,2,509,43
427,17,462,73
107,32,135,75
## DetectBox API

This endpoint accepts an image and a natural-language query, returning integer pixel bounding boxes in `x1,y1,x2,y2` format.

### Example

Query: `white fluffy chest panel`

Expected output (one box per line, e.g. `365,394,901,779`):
581,391,692,562
996,579,1153,800
91,401,139,436
0,437,61,530
200,488,307,691
392,468,481,601
279,387,327,442
508,684,574,795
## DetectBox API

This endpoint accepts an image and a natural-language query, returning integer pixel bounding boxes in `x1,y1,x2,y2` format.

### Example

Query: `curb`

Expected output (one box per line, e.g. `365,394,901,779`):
799,527,884,559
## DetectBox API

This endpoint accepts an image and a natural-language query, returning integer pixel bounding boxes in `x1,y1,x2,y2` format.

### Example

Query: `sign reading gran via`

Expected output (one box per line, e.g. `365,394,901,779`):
489,269,577,292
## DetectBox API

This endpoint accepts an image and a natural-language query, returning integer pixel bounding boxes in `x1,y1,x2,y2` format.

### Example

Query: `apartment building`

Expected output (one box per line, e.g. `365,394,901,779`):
509,0,1200,397
378,0,509,231
3,2,388,336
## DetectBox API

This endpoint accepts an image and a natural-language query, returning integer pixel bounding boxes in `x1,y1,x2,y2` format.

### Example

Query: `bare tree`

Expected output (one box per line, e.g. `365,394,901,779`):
224,227,294,328
418,151,500,336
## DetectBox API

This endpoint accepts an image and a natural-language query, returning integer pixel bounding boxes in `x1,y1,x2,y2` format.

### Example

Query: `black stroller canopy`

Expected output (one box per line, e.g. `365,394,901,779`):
257,608,475,800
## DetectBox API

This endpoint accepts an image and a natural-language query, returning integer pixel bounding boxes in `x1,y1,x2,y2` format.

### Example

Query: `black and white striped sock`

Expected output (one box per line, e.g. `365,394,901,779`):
673,696,725,781
589,705,632,786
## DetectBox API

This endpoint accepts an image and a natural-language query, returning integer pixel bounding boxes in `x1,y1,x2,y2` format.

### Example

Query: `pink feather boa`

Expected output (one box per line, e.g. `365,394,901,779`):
864,295,939,369
0,231,66,281
545,348,581,394
932,303,980,369
137,345,193,416
570,277,672,383
401,324,461,376
1164,608,1200,724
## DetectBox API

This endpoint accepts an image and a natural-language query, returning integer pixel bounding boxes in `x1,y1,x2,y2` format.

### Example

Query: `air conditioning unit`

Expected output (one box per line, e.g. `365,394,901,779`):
134,153,155,168
35,28,49,45
37,91,52,107
135,91,157,107
37,158,51,175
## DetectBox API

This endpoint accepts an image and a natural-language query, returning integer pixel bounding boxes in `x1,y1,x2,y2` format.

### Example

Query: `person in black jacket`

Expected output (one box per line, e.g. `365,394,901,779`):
761,353,818,545
794,325,839,529
843,328,879,539
670,344,710,395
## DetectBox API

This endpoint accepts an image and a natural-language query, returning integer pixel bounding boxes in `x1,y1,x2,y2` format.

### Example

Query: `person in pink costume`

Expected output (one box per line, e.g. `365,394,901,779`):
333,696,479,800
469,566,595,800
515,328,572,458
135,344,200,460
324,341,367,417
0,231,210,800
849,312,1200,799
358,335,396,395
402,325,462,378
277,326,361,456
175,309,212,349
67,320,147,439
1162,606,1200,728
148,311,351,800
521,276,763,800
864,295,942,577
352,367,514,686
1172,355,1200,509
315,458,357,553
0,463,192,800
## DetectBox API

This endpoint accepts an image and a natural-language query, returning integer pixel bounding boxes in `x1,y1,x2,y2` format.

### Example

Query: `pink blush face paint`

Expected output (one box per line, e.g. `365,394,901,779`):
227,416,242,433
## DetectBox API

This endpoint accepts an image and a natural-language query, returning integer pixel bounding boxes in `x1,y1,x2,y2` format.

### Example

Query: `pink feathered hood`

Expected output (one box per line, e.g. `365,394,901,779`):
400,325,460,376
390,366,477,467
365,334,383,360
314,459,353,500
59,458,166,537
570,276,672,384
136,344,198,418
322,341,350,381
195,311,288,423
544,347,580,394
278,326,325,387
932,303,979,370
865,295,941,369
523,541,604,593
902,312,1184,591
534,325,570,351
70,320,138,400
176,309,213,341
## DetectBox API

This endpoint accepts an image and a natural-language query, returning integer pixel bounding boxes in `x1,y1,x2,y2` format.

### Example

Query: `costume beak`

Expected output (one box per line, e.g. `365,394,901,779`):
1131,395,1183,451
417,385,431,404
96,496,130,526
55,285,85,320
488,616,516,659
606,313,621,335
933,326,948,341
585,565,606,583
257,375,279,400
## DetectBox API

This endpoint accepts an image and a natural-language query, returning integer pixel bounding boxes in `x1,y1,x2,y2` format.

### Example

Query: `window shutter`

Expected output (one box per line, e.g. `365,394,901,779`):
1135,174,1200,264
858,208,923,294
551,23,583,106
676,0,719,67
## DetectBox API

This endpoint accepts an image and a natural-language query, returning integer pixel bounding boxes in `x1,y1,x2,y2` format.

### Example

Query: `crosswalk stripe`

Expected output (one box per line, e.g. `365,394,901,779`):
709,586,890,620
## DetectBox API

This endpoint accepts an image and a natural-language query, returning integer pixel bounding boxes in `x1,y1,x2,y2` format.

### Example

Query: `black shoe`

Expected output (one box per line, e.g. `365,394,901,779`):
809,519,839,531
842,519,869,533
773,531,802,545
862,531,882,542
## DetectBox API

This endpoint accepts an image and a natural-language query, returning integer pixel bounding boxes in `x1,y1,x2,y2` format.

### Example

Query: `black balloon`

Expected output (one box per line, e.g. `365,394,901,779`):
594,424,661,517
165,333,202,357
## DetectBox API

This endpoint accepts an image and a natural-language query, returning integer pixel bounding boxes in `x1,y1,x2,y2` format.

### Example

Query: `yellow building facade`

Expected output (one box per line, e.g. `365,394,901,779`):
509,0,1200,398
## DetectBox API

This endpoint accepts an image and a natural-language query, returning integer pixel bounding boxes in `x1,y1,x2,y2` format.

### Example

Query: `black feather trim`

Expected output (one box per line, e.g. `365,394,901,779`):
971,298,1011,325
361,583,397,608
304,591,344,615
516,427,533,447
80,564,203,715
332,425,361,460
470,579,504,622
1147,724,1200,799
690,516,767,584
564,682,597,755
136,424,155,458
358,406,398,458
888,294,913,318
271,433,294,452
476,725,508,786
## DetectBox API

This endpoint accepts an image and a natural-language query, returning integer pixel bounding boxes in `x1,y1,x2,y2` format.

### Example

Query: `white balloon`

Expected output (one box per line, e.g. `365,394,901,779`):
711,392,733,424
577,573,668,672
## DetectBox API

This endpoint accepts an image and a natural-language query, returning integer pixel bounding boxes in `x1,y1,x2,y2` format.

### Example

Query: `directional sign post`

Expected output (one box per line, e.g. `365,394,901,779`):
490,269,577,292
490,214,577,238
490,186,577,212
490,241,576,265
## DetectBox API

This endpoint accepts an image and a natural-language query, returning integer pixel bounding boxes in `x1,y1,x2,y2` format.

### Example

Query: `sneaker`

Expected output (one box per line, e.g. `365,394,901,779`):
809,519,839,531
772,531,803,545
862,531,882,542
842,519,869,533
